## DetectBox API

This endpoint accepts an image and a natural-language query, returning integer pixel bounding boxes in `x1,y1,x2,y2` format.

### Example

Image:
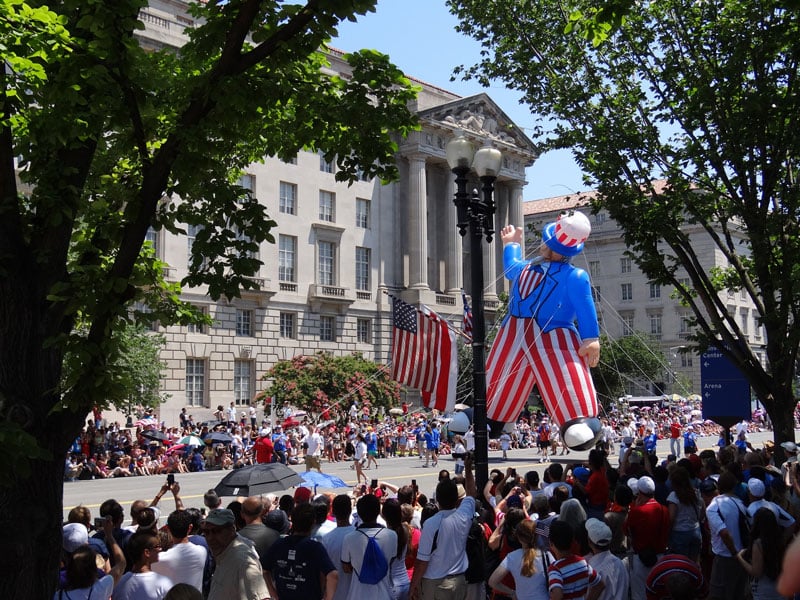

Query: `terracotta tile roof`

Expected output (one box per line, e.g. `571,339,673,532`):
523,180,672,216
523,191,598,216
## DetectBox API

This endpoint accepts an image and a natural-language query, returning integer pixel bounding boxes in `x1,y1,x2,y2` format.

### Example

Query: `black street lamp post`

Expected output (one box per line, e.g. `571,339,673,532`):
446,131,502,495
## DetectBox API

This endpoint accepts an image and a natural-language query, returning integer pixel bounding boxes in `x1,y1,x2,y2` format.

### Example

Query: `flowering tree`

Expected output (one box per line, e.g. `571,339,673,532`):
260,352,400,422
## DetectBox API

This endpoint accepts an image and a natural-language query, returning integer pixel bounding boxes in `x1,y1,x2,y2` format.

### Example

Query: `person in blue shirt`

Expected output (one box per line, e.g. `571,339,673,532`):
272,426,288,464
365,427,379,469
644,428,659,457
683,426,698,455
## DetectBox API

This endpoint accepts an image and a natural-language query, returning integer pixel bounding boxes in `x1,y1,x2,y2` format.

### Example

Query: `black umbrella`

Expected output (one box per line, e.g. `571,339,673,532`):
140,429,169,442
214,463,303,497
204,432,233,444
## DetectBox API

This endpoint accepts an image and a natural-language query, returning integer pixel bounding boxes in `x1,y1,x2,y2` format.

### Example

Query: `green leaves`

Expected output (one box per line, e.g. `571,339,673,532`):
262,352,400,419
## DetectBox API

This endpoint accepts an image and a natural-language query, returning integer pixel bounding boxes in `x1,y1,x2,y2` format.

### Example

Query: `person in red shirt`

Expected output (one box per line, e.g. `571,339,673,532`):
254,430,274,464
573,449,610,520
669,419,682,458
625,475,671,600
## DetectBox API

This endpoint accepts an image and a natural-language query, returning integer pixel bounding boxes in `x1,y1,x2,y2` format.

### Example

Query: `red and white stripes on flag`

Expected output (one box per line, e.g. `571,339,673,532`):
461,291,473,344
390,296,457,413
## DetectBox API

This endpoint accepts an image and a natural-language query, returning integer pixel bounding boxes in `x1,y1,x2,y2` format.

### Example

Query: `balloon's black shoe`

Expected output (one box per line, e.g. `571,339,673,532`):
560,417,603,451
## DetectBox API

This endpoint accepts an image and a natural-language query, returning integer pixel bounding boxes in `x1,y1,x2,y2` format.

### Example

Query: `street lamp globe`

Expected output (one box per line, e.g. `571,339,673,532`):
473,144,503,178
445,130,476,170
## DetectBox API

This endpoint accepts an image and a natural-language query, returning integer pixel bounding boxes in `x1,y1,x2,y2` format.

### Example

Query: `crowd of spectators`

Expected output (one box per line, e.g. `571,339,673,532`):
60,425,800,600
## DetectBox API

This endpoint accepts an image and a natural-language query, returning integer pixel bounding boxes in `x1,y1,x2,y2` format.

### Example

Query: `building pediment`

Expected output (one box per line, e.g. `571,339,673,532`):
417,93,537,158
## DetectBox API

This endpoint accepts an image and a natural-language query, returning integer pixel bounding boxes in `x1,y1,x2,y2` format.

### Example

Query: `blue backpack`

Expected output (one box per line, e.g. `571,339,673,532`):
355,528,388,585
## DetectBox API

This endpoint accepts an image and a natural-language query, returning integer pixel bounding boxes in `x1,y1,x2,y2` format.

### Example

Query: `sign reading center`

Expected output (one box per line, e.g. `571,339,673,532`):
700,345,751,428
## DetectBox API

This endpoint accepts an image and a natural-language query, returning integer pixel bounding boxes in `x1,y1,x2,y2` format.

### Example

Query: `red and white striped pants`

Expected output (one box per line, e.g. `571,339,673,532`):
486,316,598,427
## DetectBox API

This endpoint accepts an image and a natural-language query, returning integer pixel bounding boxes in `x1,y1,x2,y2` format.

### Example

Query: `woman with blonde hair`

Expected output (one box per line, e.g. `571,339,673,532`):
488,520,549,599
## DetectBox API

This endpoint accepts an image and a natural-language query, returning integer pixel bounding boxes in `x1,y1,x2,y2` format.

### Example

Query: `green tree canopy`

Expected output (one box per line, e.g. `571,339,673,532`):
592,333,668,407
0,1,417,596
449,0,800,450
260,352,400,422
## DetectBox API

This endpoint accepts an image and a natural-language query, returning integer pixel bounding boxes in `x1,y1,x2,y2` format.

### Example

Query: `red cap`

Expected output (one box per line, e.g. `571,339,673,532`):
293,487,312,504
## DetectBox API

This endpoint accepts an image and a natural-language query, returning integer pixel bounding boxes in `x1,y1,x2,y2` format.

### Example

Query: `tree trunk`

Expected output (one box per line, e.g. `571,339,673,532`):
769,386,798,466
0,268,86,598
0,452,66,599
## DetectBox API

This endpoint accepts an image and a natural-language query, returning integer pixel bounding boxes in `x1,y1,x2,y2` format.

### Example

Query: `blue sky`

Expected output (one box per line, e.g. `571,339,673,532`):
331,0,588,201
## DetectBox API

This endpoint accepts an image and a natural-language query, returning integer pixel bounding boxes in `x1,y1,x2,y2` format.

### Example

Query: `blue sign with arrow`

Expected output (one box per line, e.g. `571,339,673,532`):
700,345,751,427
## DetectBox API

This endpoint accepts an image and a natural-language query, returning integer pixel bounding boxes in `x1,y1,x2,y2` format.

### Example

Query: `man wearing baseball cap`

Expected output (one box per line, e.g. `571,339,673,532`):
487,211,603,451
745,477,796,528
204,508,269,600
585,518,628,600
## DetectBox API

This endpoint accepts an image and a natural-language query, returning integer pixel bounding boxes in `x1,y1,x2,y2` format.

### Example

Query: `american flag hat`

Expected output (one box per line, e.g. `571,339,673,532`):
542,211,591,257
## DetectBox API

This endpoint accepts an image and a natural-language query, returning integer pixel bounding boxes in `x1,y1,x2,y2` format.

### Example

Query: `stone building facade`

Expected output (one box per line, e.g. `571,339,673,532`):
134,1,538,425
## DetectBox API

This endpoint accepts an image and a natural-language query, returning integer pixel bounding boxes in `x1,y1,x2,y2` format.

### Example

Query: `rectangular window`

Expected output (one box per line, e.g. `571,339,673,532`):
318,241,336,286
740,308,749,335
357,318,371,343
279,312,296,339
356,198,371,229
319,190,335,222
356,167,371,182
132,301,159,331
319,150,335,173
620,312,634,336
679,315,691,337
236,309,253,337
234,360,252,405
278,235,297,282
187,306,209,334
145,227,159,256
589,261,600,278
186,359,205,406
187,223,202,258
238,174,255,197
649,283,661,299
355,247,371,291
621,283,633,301
676,277,691,292
279,181,297,215
680,354,693,369
620,257,632,274
320,315,335,341
754,314,761,339
594,211,607,224
649,313,662,337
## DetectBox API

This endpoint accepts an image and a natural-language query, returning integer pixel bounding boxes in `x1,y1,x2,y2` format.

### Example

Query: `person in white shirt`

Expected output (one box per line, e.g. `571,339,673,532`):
464,427,475,452
113,531,173,600
321,495,356,600
706,472,749,600
304,425,324,472
151,510,207,593
745,477,796,529
499,431,512,460
342,494,397,600
585,518,628,600
410,455,477,600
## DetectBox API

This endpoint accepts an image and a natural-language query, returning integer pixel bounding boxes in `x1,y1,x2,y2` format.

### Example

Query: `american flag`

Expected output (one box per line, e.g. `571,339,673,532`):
390,296,457,412
461,291,473,344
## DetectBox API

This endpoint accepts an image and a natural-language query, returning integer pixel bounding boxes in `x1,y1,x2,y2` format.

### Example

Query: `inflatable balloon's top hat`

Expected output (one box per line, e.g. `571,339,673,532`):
542,211,591,257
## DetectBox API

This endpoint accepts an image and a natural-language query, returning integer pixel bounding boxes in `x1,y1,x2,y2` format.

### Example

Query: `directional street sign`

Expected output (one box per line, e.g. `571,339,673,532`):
700,345,751,427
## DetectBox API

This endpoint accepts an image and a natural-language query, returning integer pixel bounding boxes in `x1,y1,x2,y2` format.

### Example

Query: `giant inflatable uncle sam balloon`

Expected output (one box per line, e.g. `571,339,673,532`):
486,211,603,450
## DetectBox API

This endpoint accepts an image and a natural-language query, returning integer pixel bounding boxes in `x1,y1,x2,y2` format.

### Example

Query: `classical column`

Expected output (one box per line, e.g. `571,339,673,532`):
508,180,524,228
407,154,428,290
445,167,463,294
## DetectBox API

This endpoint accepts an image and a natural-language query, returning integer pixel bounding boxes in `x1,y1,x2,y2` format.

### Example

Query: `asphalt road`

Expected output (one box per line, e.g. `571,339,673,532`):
62,429,791,524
